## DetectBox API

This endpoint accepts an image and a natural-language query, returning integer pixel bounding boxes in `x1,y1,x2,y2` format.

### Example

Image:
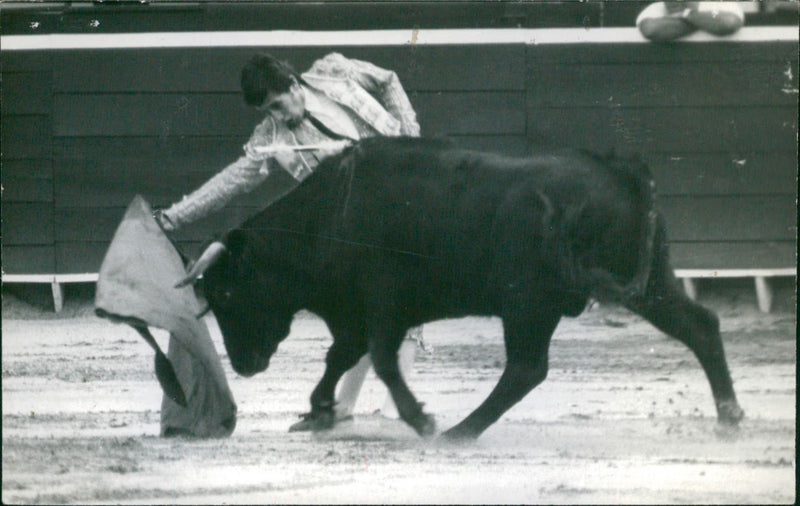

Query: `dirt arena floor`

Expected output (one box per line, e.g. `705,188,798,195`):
2,279,796,504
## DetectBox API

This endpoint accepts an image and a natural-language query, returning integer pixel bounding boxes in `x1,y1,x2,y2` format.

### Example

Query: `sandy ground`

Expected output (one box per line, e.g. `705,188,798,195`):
1,280,796,504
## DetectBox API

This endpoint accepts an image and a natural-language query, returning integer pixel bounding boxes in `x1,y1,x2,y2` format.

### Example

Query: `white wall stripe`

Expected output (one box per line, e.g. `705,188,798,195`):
2,27,797,51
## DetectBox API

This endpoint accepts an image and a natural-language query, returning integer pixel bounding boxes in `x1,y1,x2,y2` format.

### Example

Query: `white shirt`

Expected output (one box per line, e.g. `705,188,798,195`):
302,86,362,141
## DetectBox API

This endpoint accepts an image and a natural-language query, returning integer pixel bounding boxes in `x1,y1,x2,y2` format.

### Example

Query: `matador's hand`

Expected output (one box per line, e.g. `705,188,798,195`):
153,208,177,233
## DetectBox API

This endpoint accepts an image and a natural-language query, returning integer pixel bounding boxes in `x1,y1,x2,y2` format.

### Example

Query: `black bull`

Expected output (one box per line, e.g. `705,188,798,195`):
182,137,744,440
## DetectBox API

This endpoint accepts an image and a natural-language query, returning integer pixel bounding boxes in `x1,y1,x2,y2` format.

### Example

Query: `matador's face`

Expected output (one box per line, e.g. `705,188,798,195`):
258,78,306,128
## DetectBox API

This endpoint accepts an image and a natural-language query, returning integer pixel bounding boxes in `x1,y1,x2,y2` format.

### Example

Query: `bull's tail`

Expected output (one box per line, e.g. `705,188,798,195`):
557,152,659,305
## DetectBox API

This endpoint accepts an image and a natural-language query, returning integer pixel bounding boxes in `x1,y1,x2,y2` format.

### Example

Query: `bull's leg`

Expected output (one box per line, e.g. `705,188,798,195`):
368,332,436,437
442,303,562,441
293,337,367,432
626,240,744,426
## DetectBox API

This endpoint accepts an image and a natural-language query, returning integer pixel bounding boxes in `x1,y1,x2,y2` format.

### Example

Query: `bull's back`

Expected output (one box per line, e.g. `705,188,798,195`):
257,137,652,313
323,142,508,312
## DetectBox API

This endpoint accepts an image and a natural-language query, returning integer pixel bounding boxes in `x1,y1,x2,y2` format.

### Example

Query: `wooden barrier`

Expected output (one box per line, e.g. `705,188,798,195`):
675,268,796,313
2,22,796,311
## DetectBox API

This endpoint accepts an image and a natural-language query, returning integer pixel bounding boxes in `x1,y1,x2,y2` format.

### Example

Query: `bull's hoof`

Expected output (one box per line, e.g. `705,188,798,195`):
713,401,744,440
410,412,437,438
439,425,480,443
288,410,335,432
717,400,745,426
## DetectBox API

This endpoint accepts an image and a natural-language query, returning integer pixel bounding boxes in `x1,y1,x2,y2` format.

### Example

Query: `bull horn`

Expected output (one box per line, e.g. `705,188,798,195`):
174,241,227,288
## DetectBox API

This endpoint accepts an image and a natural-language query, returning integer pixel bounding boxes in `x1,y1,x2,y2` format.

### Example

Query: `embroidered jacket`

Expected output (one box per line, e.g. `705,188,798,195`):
162,52,420,229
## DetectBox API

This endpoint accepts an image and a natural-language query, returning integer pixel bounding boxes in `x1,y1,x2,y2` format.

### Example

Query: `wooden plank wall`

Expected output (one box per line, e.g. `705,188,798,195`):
526,42,797,269
2,52,56,273
1,41,797,274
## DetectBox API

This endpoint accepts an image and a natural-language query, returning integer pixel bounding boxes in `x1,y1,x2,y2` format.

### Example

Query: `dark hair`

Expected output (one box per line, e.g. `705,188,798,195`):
240,53,302,107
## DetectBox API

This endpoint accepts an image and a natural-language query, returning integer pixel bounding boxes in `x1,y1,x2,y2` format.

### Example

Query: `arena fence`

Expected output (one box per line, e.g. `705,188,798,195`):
2,18,796,312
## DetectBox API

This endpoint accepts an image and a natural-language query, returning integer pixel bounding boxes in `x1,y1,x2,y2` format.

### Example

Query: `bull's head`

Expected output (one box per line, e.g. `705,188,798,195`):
177,231,295,377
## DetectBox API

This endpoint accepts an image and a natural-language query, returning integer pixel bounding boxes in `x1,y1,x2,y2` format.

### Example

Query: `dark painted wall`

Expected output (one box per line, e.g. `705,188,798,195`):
2,5,797,275
525,43,798,270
